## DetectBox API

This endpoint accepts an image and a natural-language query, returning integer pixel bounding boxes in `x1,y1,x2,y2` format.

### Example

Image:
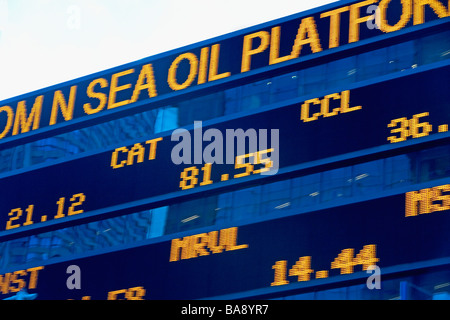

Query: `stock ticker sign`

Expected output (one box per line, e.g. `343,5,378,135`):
1,66,449,235
0,0,449,301
0,0,449,141
1,183,450,299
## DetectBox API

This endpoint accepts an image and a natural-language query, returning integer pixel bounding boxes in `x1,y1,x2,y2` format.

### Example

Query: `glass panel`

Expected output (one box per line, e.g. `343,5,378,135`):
230,186,262,221
177,92,225,127
71,222,101,254
387,40,416,72
270,71,299,103
125,211,151,243
300,64,326,96
321,167,353,203
326,56,357,89
95,216,127,249
260,180,292,214
216,192,235,224
357,47,388,81
26,233,52,263
164,197,218,233
3,238,29,267
50,228,75,259
224,87,242,115
353,160,384,196
291,173,321,208
147,207,168,239
384,154,414,189
241,80,271,111
416,146,450,182
418,30,450,65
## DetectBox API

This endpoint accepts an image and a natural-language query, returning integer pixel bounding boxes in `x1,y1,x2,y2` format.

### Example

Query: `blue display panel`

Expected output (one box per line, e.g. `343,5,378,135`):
0,0,448,143
0,183,449,300
1,65,449,235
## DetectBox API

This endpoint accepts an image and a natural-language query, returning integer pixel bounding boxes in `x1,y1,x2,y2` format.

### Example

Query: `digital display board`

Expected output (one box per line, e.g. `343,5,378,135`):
1,0,449,303
1,65,449,235
0,0,448,144
1,183,449,300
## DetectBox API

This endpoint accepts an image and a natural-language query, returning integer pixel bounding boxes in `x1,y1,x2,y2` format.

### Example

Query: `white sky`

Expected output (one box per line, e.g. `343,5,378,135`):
0,0,336,101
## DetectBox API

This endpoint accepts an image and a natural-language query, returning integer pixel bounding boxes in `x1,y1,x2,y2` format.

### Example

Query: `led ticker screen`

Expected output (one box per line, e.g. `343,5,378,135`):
1,184,449,300
0,0,448,142
1,65,450,235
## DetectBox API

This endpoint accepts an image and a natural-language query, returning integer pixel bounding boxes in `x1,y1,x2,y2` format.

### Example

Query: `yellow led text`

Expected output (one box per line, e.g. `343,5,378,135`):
242,0,449,72
50,86,78,126
387,112,433,143
0,96,44,140
322,0,449,44
167,43,231,91
5,193,86,231
111,137,163,169
169,227,248,262
85,63,158,113
300,90,362,123
0,266,44,295
106,286,146,300
405,184,450,217
271,245,378,286
1,0,448,141
0,64,158,140
241,17,322,73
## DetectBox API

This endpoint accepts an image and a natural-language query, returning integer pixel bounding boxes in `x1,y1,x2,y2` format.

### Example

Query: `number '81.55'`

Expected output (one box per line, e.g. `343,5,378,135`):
179,148,274,190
